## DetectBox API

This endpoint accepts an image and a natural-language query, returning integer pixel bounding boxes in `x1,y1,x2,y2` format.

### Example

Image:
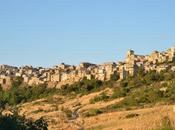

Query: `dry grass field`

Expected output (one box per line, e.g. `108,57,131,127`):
15,88,175,130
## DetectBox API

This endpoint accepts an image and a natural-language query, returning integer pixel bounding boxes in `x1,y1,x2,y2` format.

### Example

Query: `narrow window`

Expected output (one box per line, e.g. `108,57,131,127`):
3,79,6,84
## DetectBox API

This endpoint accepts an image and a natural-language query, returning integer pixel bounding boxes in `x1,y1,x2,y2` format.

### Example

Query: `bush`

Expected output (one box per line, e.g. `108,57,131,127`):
11,76,23,88
110,71,119,81
0,112,48,130
90,92,110,104
83,109,103,117
60,79,103,95
111,87,128,99
144,71,164,84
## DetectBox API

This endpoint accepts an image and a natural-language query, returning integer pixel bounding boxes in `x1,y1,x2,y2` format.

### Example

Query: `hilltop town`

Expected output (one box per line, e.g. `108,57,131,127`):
1,46,175,130
1,46,175,89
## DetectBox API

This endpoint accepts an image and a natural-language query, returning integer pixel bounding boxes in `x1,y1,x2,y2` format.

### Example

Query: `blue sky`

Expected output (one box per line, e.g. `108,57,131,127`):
0,0,175,67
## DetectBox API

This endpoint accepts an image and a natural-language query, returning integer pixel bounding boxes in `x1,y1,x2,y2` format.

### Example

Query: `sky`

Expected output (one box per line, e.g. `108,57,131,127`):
0,0,175,67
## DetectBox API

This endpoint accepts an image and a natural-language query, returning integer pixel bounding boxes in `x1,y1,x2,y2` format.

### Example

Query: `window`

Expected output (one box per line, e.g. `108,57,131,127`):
3,79,6,84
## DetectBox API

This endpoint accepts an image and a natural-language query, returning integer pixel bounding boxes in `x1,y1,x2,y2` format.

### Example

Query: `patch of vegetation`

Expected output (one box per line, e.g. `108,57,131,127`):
0,83,59,107
60,79,103,95
111,87,128,99
102,86,173,112
83,109,103,117
0,111,48,130
99,70,175,113
110,71,119,81
89,70,175,105
0,78,103,108
90,87,128,104
90,92,110,104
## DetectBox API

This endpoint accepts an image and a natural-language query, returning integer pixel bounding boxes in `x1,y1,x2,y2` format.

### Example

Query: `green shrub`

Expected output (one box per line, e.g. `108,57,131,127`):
111,87,128,99
144,70,164,84
90,92,110,104
83,109,103,117
110,71,119,81
60,79,103,95
0,112,48,130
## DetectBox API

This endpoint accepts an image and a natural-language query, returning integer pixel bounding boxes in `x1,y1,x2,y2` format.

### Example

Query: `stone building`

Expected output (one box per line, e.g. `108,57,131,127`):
0,75,12,89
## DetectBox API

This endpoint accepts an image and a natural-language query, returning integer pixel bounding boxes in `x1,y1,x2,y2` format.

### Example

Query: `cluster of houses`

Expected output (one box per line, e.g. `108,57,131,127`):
0,46,175,89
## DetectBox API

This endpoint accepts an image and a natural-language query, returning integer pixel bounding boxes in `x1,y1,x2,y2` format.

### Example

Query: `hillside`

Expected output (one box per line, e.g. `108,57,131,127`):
1,67,175,130
17,95,175,130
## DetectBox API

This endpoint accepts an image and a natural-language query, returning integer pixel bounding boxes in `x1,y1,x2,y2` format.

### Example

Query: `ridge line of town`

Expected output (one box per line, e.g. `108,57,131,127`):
1,46,175,88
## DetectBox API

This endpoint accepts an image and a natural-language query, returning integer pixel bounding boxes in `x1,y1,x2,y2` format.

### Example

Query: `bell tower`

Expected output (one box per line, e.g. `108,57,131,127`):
126,50,135,63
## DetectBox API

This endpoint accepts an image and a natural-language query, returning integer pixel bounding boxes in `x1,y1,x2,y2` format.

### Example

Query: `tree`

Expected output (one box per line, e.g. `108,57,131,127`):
110,71,119,81
11,76,23,88
0,112,48,130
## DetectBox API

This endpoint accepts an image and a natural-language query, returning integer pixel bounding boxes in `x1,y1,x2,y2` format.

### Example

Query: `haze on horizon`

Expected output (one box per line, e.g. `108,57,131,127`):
0,0,175,67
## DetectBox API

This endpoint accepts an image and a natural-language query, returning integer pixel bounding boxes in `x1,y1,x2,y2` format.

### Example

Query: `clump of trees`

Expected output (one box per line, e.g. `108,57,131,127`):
83,109,103,117
0,76,61,108
0,78,104,108
60,79,103,95
0,112,48,130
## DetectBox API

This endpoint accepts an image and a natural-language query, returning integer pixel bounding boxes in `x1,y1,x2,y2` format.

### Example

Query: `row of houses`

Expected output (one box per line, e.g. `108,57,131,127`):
0,46,175,88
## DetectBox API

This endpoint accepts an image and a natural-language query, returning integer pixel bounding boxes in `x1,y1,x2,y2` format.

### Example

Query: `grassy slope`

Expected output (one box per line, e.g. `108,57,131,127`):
17,88,175,130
